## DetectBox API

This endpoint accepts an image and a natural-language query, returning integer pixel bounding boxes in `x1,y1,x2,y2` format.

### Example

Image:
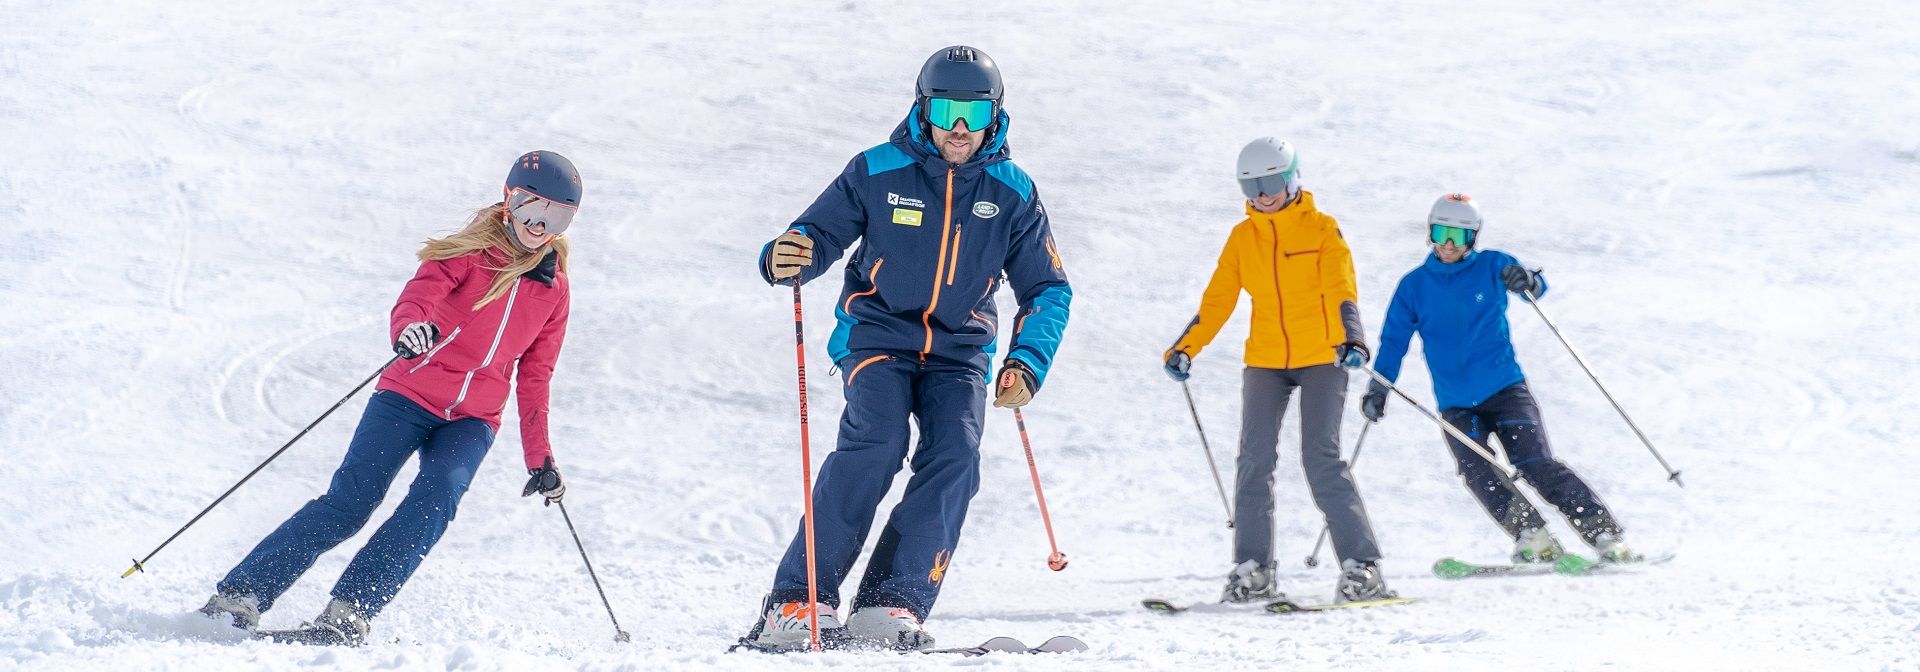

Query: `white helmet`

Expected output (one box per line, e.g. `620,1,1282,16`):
1427,193,1483,247
1236,137,1301,201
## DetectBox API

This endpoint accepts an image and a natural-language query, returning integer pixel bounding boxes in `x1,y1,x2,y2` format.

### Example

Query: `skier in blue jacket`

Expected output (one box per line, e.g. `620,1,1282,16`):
1365,194,1636,565
745,46,1071,651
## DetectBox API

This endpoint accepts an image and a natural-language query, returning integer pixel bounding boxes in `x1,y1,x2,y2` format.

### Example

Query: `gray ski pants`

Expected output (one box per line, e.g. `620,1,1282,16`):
1234,364,1381,566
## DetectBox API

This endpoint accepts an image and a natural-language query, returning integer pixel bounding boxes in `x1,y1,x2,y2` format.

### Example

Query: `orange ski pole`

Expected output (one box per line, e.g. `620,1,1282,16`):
1012,407,1068,571
790,281,821,652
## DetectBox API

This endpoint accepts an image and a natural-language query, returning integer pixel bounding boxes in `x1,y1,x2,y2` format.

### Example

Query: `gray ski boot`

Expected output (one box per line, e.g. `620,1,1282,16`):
263,598,370,646
1511,526,1565,564
1222,560,1284,603
197,590,261,631
1335,559,1398,603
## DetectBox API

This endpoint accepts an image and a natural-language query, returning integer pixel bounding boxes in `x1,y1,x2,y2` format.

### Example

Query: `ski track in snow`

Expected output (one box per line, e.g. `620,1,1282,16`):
4,1,1919,670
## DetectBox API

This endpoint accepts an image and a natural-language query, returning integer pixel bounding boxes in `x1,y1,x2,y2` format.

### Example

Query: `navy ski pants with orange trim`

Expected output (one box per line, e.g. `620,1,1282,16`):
769,351,984,620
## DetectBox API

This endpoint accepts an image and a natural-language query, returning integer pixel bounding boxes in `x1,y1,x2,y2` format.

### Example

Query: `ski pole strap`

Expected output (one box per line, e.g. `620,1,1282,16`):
1521,289,1684,487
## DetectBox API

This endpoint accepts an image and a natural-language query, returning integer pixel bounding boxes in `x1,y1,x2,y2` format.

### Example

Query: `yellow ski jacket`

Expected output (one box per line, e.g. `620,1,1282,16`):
1168,191,1365,370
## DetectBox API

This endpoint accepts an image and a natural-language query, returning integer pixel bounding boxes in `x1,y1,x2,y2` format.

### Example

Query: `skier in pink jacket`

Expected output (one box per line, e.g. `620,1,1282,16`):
198,151,580,645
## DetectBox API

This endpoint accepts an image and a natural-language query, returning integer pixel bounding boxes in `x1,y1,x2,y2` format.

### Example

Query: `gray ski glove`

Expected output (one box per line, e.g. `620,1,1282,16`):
1360,381,1388,422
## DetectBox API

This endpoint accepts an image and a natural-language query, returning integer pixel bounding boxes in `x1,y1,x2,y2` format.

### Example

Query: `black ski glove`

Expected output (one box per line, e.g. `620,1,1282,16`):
1360,381,1389,422
522,457,565,506
1501,264,1541,296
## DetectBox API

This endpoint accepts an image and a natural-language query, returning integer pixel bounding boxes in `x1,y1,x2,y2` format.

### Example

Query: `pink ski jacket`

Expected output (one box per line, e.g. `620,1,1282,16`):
377,249,569,470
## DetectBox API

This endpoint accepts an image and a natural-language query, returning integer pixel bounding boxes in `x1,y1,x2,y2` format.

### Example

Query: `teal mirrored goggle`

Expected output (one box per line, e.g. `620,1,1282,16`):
926,98,995,131
1430,224,1476,247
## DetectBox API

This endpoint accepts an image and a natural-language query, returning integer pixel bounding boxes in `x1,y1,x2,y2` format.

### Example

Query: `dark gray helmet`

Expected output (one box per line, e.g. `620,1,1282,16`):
505,150,582,206
916,45,1003,104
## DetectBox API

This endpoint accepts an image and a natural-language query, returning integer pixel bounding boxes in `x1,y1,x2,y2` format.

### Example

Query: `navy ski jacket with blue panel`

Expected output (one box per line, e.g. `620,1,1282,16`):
757,106,1072,386
1373,249,1549,411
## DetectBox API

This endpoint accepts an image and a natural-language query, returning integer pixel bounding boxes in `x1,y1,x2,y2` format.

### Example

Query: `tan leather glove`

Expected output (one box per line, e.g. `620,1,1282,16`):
767,230,815,281
993,360,1036,408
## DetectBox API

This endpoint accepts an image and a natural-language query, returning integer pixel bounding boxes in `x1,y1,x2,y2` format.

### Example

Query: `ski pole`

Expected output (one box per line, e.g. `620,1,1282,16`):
1012,408,1068,571
122,355,399,578
555,501,631,643
1304,420,1373,568
1179,381,1234,529
788,281,822,652
1520,289,1684,487
1363,368,1520,483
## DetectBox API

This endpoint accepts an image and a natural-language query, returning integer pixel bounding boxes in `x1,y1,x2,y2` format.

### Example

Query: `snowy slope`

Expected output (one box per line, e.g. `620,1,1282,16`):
4,0,1918,669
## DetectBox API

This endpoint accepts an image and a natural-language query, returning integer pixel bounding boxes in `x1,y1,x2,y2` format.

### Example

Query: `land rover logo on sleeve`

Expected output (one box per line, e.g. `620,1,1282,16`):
971,201,1000,218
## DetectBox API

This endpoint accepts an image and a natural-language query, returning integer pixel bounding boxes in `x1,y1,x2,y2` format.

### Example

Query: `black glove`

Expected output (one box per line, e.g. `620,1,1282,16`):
1360,381,1388,422
393,322,440,359
1164,350,1192,382
1501,264,1541,295
522,457,565,506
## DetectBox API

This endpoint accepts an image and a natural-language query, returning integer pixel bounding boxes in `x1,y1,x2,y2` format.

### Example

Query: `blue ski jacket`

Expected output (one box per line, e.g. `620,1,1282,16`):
1373,249,1549,411
757,106,1072,386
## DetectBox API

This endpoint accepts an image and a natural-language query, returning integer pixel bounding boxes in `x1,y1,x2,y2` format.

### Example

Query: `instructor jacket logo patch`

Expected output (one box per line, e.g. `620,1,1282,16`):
971,201,999,218
892,208,923,226
887,192,926,208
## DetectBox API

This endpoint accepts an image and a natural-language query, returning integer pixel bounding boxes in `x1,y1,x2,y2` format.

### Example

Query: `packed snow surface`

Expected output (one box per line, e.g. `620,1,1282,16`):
4,1,1917,670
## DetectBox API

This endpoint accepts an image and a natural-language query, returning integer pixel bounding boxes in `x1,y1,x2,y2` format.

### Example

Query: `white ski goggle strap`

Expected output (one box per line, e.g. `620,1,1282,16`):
505,187,576,236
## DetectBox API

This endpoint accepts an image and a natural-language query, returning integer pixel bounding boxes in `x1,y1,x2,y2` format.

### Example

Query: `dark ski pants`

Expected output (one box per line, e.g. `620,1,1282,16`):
217,390,493,618
1235,365,1381,567
770,352,984,621
1442,382,1623,546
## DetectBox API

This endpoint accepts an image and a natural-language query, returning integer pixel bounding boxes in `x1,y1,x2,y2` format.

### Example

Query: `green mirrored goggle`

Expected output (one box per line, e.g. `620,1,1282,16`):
1430,224,1476,247
926,98,995,131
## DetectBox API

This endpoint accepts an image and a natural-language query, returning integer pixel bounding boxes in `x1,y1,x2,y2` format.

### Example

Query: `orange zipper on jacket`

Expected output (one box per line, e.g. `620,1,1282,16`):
1270,226,1292,368
843,258,886,314
920,168,956,362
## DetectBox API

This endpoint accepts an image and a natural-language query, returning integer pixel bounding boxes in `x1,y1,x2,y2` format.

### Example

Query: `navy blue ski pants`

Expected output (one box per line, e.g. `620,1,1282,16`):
1442,382,1622,545
217,390,493,617
769,352,984,621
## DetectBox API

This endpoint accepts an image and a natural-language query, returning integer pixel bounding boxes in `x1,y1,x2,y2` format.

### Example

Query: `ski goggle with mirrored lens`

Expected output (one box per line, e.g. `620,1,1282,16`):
505,187,576,236
1429,224,1476,247
1237,168,1299,200
926,98,996,132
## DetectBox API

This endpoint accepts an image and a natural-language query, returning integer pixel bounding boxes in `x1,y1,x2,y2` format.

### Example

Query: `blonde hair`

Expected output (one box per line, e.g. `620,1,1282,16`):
417,203,571,309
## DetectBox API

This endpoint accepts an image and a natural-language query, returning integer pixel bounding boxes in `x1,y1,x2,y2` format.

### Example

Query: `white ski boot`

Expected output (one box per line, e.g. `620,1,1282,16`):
1222,559,1284,603
755,601,843,649
197,590,261,631
1336,559,1398,603
1511,526,1565,564
1592,532,1642,564
845,606,936,651
260,598,370,646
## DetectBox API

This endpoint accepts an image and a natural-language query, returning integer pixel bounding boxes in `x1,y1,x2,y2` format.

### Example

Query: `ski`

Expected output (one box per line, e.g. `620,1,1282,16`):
730,634,1085,656
1146,597,1417,614
1265,597,1419,614
924,635,1087,656
1432,551,1676,580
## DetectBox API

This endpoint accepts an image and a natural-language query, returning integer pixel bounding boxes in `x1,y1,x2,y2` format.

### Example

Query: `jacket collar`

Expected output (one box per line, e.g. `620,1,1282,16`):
1242,190,1318,228
1422,248,1478,275
892,104,1012,176
524,249,561,286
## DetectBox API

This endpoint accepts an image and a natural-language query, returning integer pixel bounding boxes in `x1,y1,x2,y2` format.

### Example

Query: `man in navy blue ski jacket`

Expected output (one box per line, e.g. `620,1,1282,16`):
1366,194,1636,566
745,46,1071,652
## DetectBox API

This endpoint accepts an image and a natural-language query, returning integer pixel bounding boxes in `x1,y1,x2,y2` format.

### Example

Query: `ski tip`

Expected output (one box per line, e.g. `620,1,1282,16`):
1031,635,1088,653
1431,557,1475,579
1140,599,1182,614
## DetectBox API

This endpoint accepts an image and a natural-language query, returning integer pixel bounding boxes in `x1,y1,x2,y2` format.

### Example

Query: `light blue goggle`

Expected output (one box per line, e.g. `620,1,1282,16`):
926,98,995,131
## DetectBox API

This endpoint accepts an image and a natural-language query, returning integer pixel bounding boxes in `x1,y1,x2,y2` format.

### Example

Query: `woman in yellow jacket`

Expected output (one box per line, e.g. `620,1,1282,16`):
1163,137,1393,604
